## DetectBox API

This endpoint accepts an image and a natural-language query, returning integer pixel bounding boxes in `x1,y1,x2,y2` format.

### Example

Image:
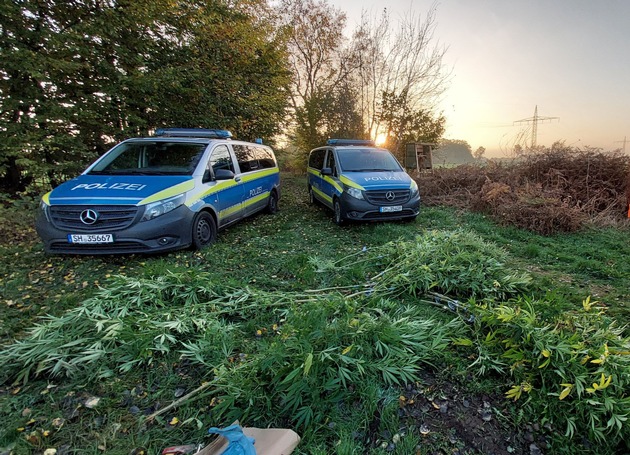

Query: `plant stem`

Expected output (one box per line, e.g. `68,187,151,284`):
145,381,213,421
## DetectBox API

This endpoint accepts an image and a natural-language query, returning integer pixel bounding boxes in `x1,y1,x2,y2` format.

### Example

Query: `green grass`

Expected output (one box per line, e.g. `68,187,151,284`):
1,173,629,454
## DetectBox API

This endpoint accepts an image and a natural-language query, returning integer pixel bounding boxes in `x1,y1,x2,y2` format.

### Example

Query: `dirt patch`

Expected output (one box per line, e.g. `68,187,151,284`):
369,370,551,454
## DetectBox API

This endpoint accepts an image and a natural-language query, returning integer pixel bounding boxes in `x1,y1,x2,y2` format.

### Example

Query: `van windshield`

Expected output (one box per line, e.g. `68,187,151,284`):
336,149,403,172
337,148,402,172
89,141,207,175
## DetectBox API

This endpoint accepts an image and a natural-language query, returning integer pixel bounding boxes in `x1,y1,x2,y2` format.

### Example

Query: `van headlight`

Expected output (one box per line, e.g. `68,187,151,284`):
410,180,419,198
141,194,185,221
346,186,364,200
40,199,50,221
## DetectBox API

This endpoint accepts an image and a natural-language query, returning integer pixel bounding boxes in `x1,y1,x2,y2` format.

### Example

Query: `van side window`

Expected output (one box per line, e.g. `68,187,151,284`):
256,147,276,169
308,149,326,170
233,144,259,173
208,145,235,175
326,150,337,176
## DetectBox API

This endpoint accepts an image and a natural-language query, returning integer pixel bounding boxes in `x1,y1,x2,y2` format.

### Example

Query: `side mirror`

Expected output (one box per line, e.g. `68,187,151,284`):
214,169,235,180
202,169,213,183
321,167,333,176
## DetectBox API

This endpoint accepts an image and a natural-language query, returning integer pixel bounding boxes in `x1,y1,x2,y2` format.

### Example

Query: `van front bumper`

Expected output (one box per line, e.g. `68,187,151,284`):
36,204,197,255
340,192,420,221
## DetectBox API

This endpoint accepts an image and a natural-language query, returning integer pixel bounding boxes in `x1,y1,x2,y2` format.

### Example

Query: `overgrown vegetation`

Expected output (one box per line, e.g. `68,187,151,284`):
418,145,630,234
469,297,630,447
2,0,451,193
1,181,629,454
281,0,448,165
0,0,291,193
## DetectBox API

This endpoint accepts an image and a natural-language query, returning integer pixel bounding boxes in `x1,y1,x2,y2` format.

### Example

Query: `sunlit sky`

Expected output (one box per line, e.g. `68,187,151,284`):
329,0,630,156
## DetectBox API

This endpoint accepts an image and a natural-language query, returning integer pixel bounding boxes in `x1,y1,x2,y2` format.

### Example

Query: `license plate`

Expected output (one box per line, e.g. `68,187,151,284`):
67,234,114,244
380,205,403,213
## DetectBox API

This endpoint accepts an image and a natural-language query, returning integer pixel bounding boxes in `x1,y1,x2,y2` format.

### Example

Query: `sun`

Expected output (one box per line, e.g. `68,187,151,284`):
375,133,387,146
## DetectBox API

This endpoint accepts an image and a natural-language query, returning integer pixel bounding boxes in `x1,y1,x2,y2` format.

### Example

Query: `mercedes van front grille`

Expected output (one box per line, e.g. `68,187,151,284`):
364,189,410,205
50,205,139,231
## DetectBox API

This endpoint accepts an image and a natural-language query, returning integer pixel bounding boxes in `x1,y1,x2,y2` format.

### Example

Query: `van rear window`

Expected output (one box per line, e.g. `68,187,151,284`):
233,145,277,172
89,142,206,175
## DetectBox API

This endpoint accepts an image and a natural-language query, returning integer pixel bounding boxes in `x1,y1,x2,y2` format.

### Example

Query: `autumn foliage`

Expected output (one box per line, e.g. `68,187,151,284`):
416,146,630,234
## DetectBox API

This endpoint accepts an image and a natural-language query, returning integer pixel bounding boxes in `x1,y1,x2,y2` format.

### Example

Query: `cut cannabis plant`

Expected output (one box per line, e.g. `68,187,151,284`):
456,296,630,452
314,229,533,300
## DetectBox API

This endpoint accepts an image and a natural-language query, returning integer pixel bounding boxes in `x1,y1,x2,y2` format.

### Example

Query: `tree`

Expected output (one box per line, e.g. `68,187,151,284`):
143,0,291,141
278,1,449,165
278,0,364,159
474,146,486,160
0,0,291,193
349,6,450,143
379,89,445,162
434,139,475,165
320,82,365,140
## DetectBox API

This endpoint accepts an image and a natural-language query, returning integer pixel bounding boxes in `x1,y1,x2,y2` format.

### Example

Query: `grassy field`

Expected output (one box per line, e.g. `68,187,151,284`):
0,173,629,455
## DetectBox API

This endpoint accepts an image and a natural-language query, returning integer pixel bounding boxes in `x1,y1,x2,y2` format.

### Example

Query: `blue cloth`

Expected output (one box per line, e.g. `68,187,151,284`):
208,424,256,455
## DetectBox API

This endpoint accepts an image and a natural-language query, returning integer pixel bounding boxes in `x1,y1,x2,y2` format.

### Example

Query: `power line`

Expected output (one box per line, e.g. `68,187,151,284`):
513,105,559,148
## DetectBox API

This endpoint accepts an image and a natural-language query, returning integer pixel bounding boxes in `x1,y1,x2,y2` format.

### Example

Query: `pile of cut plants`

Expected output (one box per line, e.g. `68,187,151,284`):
1,230,629,454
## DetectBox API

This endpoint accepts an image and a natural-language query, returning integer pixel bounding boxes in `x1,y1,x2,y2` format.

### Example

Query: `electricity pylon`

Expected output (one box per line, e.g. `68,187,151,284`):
614,136,627,153
514,105,559,148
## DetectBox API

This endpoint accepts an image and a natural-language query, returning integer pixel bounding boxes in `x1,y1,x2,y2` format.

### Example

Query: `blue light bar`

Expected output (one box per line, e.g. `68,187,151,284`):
327,139,375,146
155,128,233,139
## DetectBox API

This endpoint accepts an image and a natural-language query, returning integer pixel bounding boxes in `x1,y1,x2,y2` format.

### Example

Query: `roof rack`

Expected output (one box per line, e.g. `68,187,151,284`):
155,128,233,139
327,139,375,146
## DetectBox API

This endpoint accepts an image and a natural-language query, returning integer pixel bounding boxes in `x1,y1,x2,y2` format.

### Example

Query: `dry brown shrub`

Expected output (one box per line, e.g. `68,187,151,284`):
416,164,490,207
478,181,513,203
415,146,630,234
521,146,630,216
472,180,586,234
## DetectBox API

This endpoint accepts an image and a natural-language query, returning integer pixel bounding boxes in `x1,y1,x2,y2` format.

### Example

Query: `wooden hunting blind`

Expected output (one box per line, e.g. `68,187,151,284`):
405,143,435,170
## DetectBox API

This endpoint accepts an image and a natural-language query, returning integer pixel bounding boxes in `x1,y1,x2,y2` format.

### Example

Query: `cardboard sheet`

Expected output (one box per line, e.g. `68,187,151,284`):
195,427,301,455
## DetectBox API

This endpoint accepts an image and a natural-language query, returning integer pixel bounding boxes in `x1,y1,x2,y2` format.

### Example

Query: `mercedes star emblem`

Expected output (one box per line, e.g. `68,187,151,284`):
80,209,99,225
385,191,396,201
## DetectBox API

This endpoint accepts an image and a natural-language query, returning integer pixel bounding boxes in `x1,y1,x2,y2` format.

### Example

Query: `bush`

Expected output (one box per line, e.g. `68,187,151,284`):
417,145,630,234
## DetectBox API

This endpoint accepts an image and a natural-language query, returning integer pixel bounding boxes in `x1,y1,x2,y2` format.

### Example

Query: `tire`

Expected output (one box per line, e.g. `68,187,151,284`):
333,198,345,226
191,211,217,250
308,186,317,205
266,190,279,214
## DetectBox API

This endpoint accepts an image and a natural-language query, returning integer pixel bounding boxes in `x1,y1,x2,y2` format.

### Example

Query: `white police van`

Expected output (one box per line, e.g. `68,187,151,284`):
307,139,419,225
36,128,281,254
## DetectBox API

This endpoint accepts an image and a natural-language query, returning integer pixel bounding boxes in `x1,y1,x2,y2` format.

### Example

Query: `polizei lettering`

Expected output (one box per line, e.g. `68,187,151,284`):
363,176,403,182
71,183,147,191
249,186,263,197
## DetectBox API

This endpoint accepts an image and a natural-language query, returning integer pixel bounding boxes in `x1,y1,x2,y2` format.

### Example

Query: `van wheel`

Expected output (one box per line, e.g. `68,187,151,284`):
191,212,217,249
333,199,345,226
266,191,279,214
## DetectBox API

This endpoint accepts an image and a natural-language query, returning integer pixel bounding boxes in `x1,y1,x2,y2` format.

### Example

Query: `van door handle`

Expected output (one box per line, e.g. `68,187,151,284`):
235,176,241,182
